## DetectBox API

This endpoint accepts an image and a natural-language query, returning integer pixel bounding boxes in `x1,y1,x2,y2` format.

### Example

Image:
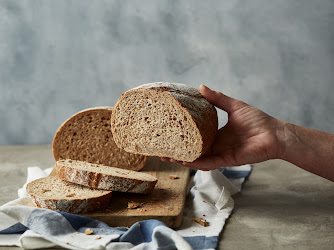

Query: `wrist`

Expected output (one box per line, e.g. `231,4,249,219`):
274,119,298,161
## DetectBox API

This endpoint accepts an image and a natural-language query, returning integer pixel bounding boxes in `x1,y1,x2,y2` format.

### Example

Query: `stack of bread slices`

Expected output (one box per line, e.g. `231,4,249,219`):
26,82,218,214
26,107,157,213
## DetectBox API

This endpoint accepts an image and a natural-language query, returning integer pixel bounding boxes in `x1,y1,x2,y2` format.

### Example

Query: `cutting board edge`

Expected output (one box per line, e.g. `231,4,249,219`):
86,210,185,229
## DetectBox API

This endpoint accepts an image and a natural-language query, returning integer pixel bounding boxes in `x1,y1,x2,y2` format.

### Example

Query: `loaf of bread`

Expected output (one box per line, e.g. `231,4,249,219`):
26,176,112,213
56,159,158,194
111,82,218,162
52,107,147,171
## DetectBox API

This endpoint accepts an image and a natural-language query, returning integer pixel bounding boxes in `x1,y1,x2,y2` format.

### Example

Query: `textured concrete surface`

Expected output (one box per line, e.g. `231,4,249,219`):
221,160,334,249
1,1,334,145
0,145,333,250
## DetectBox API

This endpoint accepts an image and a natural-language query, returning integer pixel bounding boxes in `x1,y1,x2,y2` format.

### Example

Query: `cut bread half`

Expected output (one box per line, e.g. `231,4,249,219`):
26,176,112,213
56,159,158,194
111,82,218,162
52,107,147,171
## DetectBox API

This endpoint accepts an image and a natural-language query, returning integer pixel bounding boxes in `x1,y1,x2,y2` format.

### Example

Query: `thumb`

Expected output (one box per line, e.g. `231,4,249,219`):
199,84,241,113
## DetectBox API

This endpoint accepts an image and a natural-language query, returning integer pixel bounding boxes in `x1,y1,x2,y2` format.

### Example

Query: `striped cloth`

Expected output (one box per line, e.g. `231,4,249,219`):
0,164,251,250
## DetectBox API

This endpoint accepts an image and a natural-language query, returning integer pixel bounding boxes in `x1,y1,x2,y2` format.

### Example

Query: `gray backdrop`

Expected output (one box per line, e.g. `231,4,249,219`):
1,0,333,145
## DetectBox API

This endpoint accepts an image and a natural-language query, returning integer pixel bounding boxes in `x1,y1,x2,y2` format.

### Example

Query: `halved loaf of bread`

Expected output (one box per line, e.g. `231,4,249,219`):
56,159,158,194
26,176,112,213
111,82,218,162
52,107,147,171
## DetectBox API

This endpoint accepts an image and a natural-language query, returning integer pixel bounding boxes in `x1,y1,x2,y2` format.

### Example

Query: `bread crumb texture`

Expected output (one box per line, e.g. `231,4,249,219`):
53,107,146,171
111,82,218,162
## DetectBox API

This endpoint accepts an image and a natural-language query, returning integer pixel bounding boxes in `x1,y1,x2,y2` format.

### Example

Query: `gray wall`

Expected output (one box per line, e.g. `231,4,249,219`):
1,0,333,145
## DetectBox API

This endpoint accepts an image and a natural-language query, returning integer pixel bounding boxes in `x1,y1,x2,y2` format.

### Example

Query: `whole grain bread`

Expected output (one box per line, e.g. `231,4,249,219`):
26,176,112,213
56,159,158,194
111,82,218,162
52,107,147,171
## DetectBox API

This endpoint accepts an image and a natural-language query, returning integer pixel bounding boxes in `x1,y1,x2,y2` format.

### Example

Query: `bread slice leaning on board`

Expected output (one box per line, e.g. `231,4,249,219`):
52,107,147,171
111,82,218,162
26,176,112,213
56,159,158,194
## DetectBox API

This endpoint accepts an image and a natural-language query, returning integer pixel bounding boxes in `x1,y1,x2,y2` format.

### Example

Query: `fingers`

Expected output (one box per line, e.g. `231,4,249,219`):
161,156,226,171
181,156,226,170
199,84,242,113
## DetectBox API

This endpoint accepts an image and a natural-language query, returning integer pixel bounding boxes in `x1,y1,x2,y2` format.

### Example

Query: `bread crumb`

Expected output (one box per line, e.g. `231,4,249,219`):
95,236,101,240
193,218,209,227
66,242,69,245
128,201,144,209
85,228,93,235
169,175,180,180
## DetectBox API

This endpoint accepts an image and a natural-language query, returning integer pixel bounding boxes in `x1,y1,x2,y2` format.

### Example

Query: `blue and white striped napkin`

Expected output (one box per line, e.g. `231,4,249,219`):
0,164,251,250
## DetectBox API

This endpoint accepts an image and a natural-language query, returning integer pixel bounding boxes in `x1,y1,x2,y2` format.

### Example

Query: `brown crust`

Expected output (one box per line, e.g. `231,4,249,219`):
55,161,157,194
111,83,218,162
31,192,112,213
52,107,147,171
26,176,112,213
149,85,217,158
148,86,203,98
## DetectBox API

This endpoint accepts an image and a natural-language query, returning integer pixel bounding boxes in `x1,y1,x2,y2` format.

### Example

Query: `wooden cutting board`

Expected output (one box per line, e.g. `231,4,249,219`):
73,157,191,228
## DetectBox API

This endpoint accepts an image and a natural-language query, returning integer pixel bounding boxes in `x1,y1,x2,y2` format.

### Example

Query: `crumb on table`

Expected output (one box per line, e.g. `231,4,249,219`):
169,175,180,180
193,218,209,227
85,228,93,235
128,201,144,209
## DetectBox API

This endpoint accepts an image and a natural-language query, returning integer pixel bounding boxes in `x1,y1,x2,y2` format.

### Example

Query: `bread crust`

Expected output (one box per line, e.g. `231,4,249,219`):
26,177,112,213
31,192,112,214
56,160,157,194
52,107,147,171
111,82,218,162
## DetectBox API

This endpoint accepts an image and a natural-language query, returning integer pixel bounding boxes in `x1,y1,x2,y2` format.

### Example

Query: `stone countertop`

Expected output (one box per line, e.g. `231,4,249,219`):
0,145,333,249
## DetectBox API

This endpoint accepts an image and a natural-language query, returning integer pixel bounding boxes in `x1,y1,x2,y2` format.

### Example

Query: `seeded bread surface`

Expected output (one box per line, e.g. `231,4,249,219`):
52,107,147,171
56,159,158,194
111,82,218,162
26,176,112,213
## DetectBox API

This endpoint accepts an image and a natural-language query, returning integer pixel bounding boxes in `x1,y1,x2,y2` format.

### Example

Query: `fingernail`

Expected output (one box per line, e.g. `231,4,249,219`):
199,84,206,90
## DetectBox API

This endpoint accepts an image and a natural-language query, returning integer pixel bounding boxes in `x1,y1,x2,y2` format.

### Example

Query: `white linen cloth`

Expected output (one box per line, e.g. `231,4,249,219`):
0,164,251,249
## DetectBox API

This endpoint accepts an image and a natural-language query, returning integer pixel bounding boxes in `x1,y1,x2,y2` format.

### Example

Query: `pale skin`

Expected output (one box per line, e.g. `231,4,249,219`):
162,84,334,182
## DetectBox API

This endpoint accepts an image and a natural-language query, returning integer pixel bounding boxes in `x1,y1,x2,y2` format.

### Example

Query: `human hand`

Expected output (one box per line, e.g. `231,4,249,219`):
162,85,284,170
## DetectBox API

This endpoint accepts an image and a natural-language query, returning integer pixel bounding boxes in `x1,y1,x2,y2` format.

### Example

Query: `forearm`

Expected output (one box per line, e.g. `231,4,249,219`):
277,120,334,181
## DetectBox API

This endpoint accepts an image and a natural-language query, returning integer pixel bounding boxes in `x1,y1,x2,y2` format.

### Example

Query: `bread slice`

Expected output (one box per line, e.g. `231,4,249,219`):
111,82,218,162
26,176,112,213
52,107,147,171
56,159,158,194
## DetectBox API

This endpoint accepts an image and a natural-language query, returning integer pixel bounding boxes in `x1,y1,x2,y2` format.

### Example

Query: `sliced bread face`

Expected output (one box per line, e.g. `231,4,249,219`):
26,176,112,213
111,82,218,162
56,159,158,194
52,107,147,171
